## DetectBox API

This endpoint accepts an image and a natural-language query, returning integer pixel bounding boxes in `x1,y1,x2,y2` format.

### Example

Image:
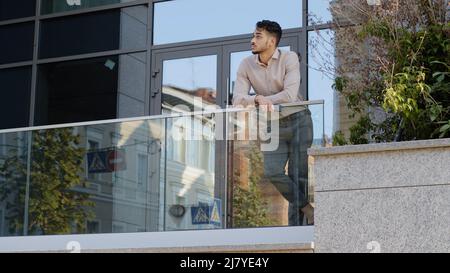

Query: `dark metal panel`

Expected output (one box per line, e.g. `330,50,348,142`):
29,0,41,127
37,0,149,20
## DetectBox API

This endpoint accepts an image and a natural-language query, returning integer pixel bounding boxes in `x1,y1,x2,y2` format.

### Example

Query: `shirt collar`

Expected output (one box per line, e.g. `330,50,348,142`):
255,48,280,67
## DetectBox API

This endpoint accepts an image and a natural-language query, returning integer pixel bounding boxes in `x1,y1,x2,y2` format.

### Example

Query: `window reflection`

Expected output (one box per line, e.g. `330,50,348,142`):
164,115,217,231
0,119,164,235
161,55,218,231
162,55,217,113
0,22,34,65
0,131,28,237
0,0,36,21
35,53,147,126
40,0,136,14
0,67,32,129
40,6,147,59
154,0,301,45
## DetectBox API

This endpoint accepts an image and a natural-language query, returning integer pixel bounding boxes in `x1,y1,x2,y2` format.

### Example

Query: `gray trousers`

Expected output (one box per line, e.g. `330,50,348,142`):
262,109,313,225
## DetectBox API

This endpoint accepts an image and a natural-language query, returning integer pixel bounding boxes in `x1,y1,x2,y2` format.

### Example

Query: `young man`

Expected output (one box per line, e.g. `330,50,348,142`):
232,20,314,225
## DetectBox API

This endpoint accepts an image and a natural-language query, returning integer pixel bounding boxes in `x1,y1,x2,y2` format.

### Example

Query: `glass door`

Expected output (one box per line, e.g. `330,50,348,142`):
152,47,224,231
151,34,302,230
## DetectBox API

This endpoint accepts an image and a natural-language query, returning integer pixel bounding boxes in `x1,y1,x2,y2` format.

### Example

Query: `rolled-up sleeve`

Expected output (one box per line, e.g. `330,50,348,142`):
232,60,255,107
266,52,301,105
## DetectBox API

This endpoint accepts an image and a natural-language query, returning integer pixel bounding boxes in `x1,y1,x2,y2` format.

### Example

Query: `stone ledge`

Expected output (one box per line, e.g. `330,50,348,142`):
17,243,314,253
308,138,450,157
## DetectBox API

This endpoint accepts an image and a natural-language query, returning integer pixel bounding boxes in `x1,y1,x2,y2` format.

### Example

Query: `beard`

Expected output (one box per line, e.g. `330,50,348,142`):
251,41,269,55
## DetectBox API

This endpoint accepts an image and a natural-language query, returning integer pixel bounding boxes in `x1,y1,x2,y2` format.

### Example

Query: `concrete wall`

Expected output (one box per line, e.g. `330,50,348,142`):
309,139,450,253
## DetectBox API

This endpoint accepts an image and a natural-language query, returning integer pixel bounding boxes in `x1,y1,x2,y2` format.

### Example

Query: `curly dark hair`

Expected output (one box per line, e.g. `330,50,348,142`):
256,20,282,46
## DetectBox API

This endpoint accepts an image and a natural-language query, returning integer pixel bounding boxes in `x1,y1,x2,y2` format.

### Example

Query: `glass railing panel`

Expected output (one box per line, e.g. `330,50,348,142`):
0,100,323,237
228,102,324,228
163,111,223,231
0,119,165,236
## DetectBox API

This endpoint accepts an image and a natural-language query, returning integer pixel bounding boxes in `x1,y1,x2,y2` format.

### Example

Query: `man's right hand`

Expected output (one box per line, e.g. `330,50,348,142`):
255,95,275,112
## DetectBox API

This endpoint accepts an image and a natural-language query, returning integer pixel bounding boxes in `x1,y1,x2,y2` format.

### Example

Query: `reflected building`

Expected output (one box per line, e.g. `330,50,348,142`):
162,85,217,230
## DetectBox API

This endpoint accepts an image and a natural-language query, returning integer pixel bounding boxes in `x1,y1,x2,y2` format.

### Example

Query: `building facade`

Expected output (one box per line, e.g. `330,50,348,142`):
0,0,339,251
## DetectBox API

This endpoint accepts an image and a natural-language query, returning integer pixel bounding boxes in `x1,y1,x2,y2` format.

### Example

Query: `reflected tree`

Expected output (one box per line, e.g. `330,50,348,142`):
0,128,94,235
232,143,273,228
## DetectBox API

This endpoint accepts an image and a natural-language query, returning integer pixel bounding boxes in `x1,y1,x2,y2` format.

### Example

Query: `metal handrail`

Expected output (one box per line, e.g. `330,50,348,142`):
0,100,324,134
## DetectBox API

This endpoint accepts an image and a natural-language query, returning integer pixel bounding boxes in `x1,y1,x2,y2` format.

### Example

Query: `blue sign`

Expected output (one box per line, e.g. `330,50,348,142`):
209,199,222,227
87,149,126,173
191,199,222,227
191,203,210,225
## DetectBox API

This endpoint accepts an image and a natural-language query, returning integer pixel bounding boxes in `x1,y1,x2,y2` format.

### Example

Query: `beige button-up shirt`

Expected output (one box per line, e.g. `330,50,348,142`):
232,49,302,107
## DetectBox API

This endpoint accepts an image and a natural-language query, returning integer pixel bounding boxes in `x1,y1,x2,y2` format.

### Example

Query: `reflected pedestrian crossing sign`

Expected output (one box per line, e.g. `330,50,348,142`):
87,149,127,173
209,199,221,226
191,206,210,225
88,152,107,172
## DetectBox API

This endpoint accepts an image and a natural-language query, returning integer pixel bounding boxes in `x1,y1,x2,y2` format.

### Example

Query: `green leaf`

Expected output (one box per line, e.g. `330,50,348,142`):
440,123,450,133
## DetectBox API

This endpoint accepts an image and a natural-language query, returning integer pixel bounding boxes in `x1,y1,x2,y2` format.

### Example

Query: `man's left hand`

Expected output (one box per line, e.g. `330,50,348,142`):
255,95,275,112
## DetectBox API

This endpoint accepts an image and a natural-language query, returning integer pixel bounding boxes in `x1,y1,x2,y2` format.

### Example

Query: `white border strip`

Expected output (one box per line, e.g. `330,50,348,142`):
0,227,313,252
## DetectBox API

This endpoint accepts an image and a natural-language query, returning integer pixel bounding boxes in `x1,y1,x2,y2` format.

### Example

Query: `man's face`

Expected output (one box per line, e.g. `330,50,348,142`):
251,28,275,54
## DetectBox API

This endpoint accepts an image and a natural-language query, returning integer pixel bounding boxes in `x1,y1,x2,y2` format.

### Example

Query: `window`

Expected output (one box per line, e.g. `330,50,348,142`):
0,67,32,129
0,22,34,65
137,154,148,187
0,0,36,21
87,139,100,181
308,0,333,25
166,118,174,160
35,56,119,125
86,220,100,234
162,55,217,112
175,125,186,164
35,53,146,126
153,0,301,45
39,6,147,59
0,133,5,156
112,223,125,233
88,140,100,150
41,0,135,14
0,208,3,235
